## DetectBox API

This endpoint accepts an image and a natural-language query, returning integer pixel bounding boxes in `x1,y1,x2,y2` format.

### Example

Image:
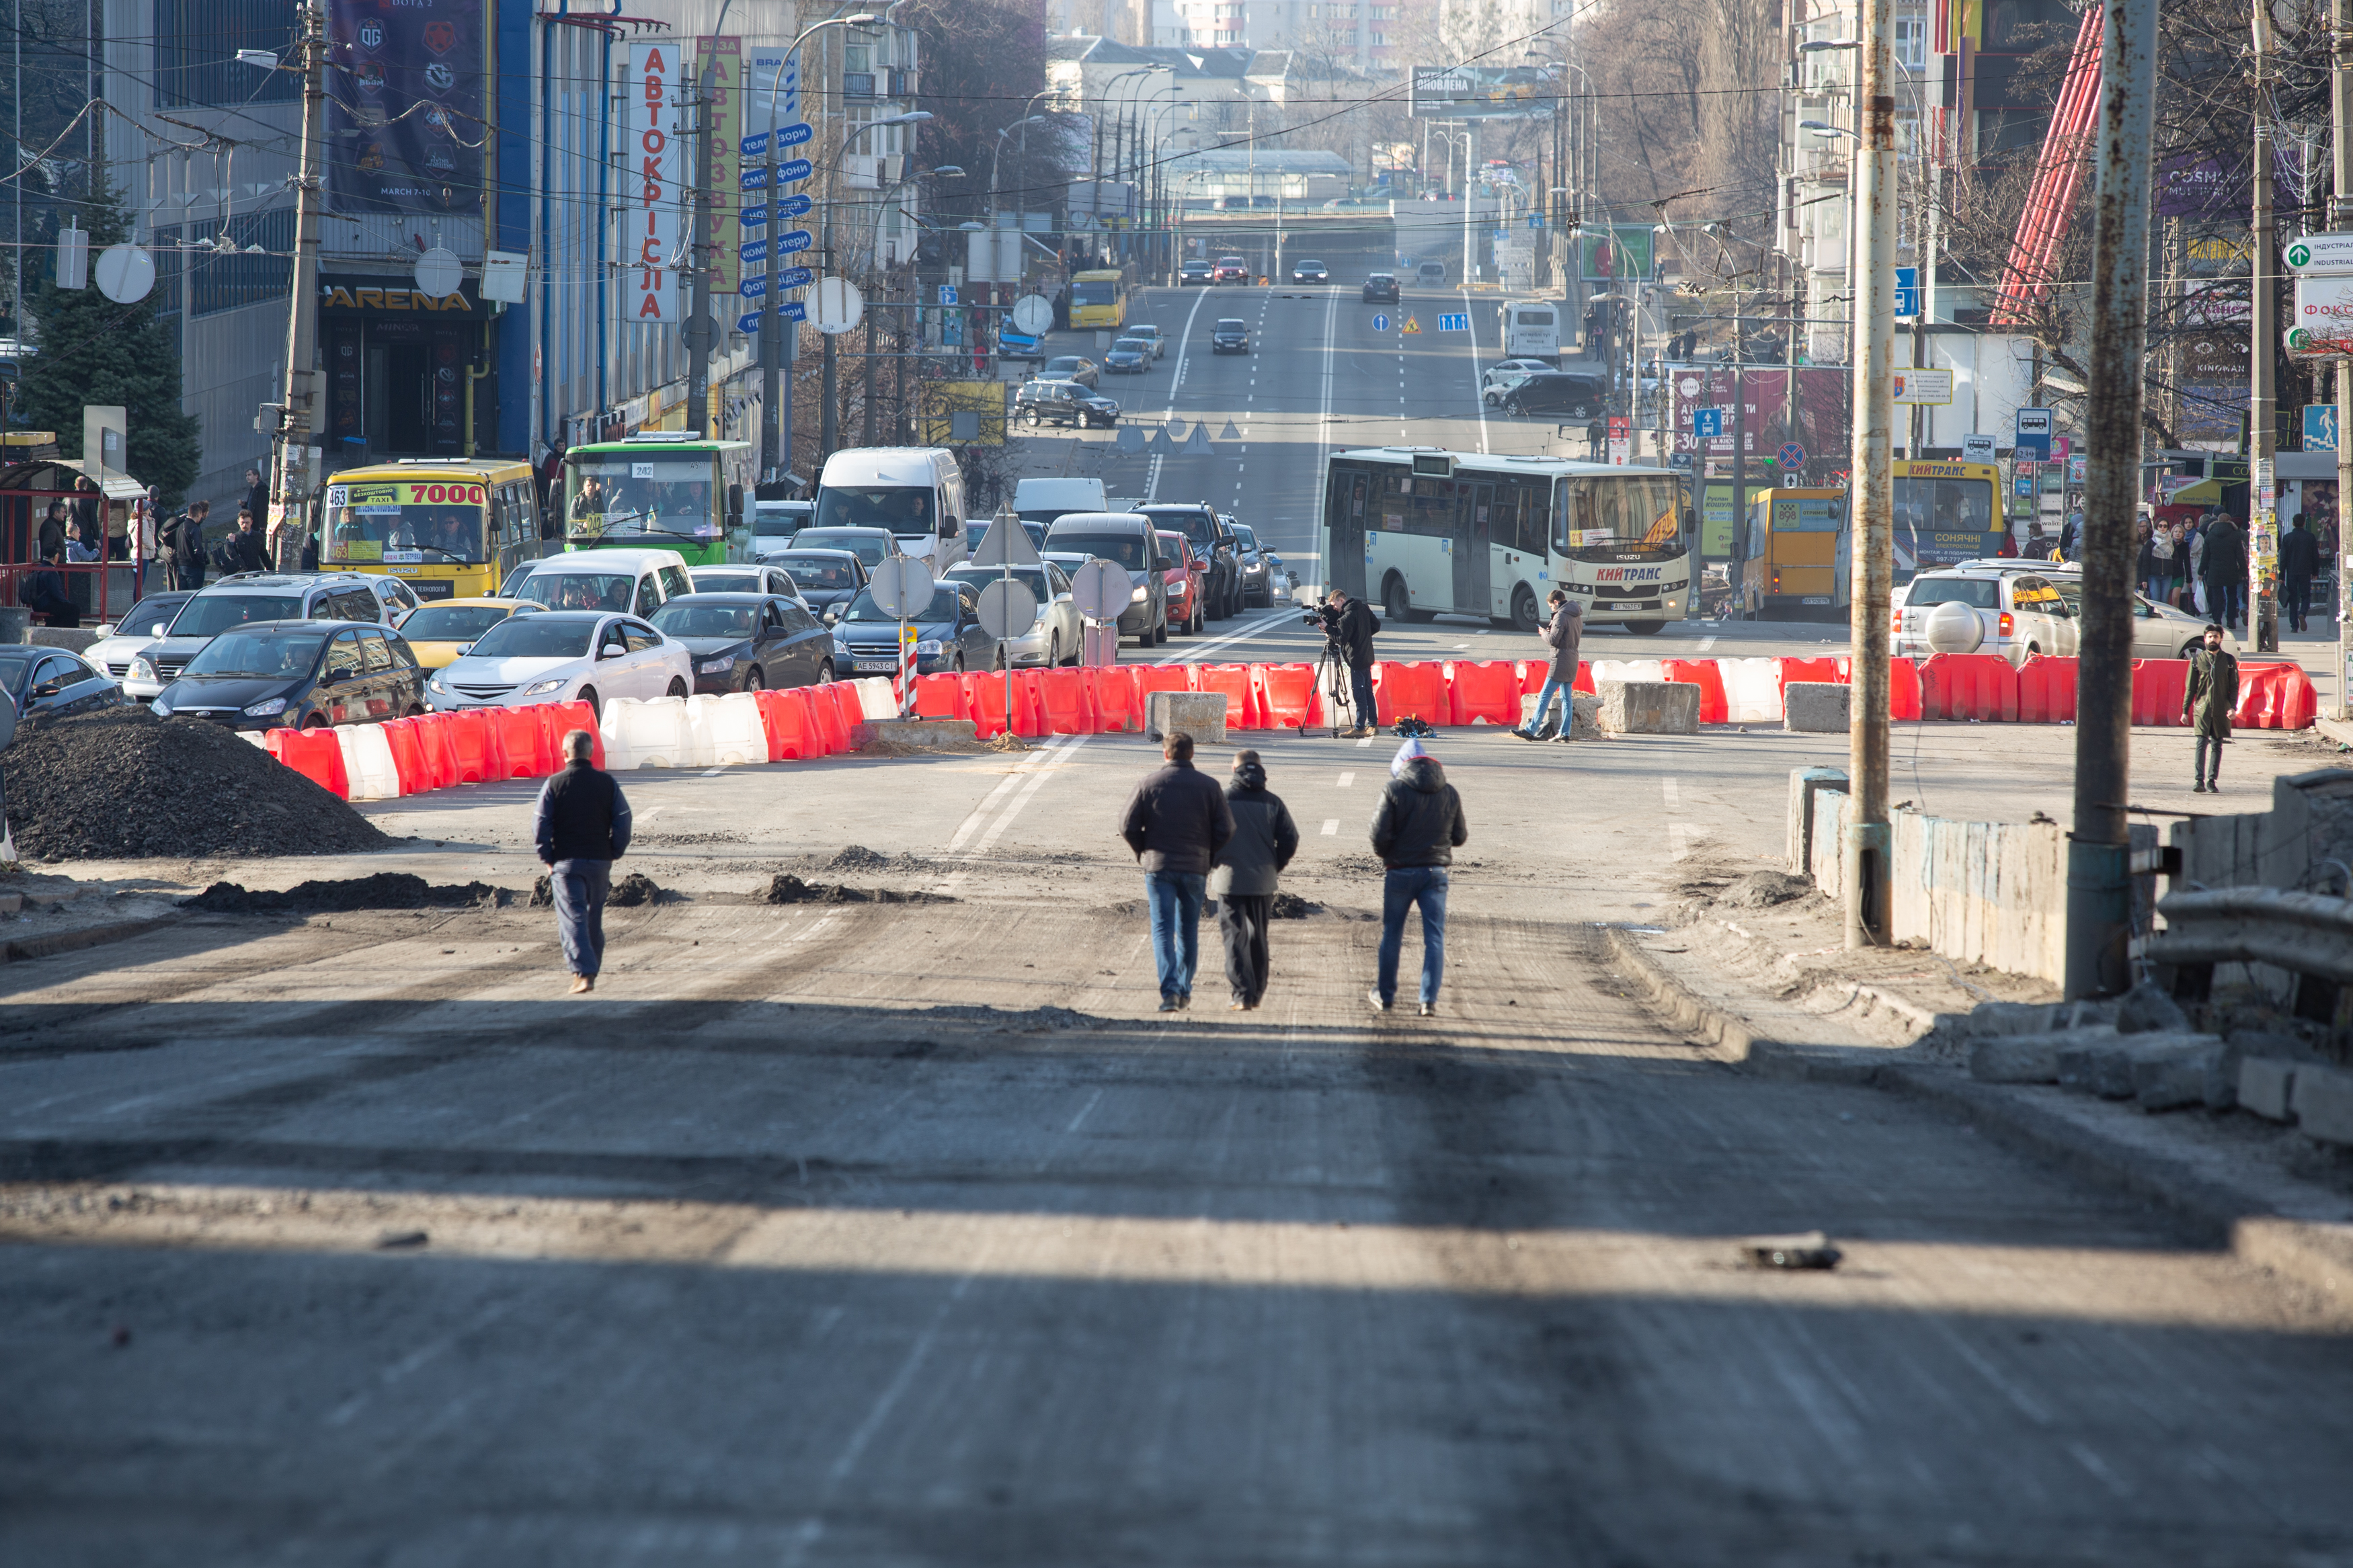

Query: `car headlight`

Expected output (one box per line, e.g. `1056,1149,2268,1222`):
914,639,944,656
129,656,155,682
696,655,735,675
1131,585,1149,603
241,696,287,718
426,673,448,692
523,678,567,696
151,697,173,716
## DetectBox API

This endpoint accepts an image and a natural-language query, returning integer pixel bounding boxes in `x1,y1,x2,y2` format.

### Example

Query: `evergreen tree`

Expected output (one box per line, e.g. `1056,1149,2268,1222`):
16,183,202,505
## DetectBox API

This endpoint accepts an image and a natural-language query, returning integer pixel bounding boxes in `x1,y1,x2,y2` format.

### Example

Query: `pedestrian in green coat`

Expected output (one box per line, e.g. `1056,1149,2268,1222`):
2183,624,2237,793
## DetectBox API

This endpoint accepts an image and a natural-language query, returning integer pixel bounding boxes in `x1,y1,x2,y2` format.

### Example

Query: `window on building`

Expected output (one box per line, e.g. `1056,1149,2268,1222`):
188,207,294,317
155,0,301,108
1895,16,1926,69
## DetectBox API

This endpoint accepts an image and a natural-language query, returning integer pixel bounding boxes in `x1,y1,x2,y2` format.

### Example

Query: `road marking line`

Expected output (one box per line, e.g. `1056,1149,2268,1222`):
1337,770,1355,788
1667,823,1704,860
1155,606,1292,665
972,736,1089,854
1356,735,1373,748
945,739,1066,852
1662,776,1681,809
1699,636,1717,651
1320,819,1339,835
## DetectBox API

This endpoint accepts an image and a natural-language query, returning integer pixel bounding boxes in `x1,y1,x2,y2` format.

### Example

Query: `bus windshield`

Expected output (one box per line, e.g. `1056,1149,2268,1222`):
1555,475,1685,559
324,479,487,565
1894,476,1997,537
566,450,720,542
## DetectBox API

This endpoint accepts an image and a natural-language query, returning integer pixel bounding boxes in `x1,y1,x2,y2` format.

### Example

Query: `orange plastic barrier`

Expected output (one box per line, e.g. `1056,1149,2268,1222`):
824,683,864,749
1127,666,1192,729
1919,653,2020,722
1825,655,1924,722
379,718,430,795
749,688,803,759
2129,659,2191,728
494,706,550,778
442,709,506,783
408,713,456,790
960,672,1008,739
1777,657,1844,696
2016,655,2078,724
1660,659,1728,725
1191,663,1258,729
541,700,604,769
1085,666,1135,732
266,726,349,798
1036,668,1089,735
1009,670,1049,738
1445,660,1523,726
1253,663,1322,730
1373,661,1447,725
911,673,965,722
2235,661,2320,730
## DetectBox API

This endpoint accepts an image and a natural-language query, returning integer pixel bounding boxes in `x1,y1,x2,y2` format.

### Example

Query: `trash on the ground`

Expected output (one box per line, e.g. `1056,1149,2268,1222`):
1740,1231,1843,1270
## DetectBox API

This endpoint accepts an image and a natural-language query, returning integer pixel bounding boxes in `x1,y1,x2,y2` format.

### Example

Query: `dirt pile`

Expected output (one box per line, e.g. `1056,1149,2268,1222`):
762,873,953,906
1269,893,1324,919
527,870,664,908
820,845,938,874
183,874,509,915
4,708,389,862
1720,870,1814,909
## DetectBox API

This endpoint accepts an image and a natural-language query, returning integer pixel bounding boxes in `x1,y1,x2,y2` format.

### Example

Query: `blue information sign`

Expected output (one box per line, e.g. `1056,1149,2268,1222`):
2306,404,2339,452
1437,312,1469,332
776,229,813,254
776,265,812,290
939,284,960,306
1692,407,1724,439
739,207,766,230
741,274,768,299
741,166,768,191
778,157,812,183
775,121,812,149
775,193,812,218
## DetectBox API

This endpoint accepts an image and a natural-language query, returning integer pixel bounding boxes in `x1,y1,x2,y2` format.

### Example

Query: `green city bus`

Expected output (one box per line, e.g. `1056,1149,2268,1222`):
562,432,758,567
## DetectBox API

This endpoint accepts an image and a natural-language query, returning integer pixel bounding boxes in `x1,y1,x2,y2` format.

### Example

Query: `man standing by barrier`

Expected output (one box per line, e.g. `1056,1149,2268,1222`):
1119,730,1234,1012
2184,624,2239,794
1323,587,1381,740
1211,749,1300,1011
534,729,633,994
1368,738,1467,1016
1515,587,1583,741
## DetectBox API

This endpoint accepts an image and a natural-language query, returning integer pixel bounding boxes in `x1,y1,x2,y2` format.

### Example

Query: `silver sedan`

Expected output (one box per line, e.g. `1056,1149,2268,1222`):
943,563,1086,667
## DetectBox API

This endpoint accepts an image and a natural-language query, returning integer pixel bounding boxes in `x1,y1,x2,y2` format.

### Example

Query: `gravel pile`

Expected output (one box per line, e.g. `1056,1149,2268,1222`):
820,845,939,874
763,873,952,905
183,874,508,915
3,708,389,862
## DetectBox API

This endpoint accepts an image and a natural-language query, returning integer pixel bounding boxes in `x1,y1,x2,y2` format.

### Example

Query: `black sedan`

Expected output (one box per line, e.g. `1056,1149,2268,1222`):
1362,273,1400,303
650,592,836,694
829,581,1001,677
1041,355,1100,388
0,647,125,732
1179,259,1215,286
764,548,869,621
147,619,425,731
1291,259,1329,282
1211,319,1250,354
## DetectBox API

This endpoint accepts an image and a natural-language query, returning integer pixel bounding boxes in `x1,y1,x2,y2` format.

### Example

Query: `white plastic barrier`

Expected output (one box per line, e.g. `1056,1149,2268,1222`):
599,696,707,770
690,692,768,766
1718,657,1786,724
334,723,403,800
1587,658,1665,688
852,676,899,719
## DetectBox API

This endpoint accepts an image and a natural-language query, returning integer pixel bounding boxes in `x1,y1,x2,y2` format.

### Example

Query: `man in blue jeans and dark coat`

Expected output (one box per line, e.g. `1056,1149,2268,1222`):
1369,737,1468,1016
1119,730,1234,1012
534,729,633,993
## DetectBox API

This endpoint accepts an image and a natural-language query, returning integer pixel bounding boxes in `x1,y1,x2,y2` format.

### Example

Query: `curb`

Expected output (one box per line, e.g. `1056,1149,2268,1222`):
3,917,175,965
1605,925,2353,1307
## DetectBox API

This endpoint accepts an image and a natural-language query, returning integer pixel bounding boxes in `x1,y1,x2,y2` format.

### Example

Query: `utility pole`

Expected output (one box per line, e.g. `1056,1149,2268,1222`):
1843,0,1896,948
2336,0,2353,719
2251,0,2280,655
269,0,325,572
2065,0,2159,999
686,49,717,438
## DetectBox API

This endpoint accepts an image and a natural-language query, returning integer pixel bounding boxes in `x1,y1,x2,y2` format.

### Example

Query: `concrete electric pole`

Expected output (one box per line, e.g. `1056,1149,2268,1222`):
268,1,325,571
2336,0,2353,718
2251,0,2279,655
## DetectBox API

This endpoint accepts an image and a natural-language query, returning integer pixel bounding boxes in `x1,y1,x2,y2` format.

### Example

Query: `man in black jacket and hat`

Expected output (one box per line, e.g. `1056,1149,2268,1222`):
1210,749,1300,1011
1368,738,1467,1016
534,729,633,993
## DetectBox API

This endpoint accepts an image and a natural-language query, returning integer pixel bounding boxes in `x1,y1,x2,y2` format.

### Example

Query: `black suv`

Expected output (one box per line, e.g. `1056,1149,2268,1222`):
1362,273,1400,303
1501,372,1611,418
1136,502,1242,620
1014,378,1121,428
1211,319,1250,355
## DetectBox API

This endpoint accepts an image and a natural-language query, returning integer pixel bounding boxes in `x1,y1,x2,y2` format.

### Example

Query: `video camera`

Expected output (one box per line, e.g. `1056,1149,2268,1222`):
1301,600,1342,634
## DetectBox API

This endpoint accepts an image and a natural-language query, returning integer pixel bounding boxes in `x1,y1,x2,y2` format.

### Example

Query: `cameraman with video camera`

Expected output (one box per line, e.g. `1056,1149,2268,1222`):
1314,587,1382,740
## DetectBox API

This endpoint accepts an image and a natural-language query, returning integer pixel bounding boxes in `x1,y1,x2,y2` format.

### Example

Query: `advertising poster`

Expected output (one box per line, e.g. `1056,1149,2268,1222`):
325,0,485,214
629,41,684,323
701,38,742,294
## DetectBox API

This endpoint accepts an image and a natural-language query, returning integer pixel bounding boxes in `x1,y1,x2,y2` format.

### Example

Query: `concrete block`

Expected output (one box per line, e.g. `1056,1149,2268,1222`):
2237,1055,2299,1121
26,626,98,653
2131,1038,2233,1112
1146,690,1228,745
2115,979,2192,1036
1786,767,1849,875
850,717,980,751
1970,1026,2114,1084
1596,679,1700,736
1518,691,1600,740
1782,682,1851,733
2290,1063,2353,1144
1964,999,2116,1038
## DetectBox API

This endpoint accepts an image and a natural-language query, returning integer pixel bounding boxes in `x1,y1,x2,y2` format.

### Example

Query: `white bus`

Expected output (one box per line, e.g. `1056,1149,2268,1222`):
1319,448,1691,633
1499,300,1561,362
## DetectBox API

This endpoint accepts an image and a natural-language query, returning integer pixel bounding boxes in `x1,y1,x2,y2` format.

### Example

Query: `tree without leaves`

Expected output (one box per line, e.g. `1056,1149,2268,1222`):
898,0,1050,224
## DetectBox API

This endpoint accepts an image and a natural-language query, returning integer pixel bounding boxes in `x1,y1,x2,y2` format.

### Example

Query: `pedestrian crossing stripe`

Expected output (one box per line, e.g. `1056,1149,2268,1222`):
1402,315,1421,334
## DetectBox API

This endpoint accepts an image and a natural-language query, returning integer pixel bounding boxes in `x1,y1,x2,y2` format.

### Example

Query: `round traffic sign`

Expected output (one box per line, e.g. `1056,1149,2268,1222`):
1778,442,1806,468
2288,241,2313,268
1010,294,1053,335
1068,557,1131,622
813,276,865,335
1371,312,1389,332
975,577,1039,641
868,555,934,619
93,244,155,304
413,245,464,298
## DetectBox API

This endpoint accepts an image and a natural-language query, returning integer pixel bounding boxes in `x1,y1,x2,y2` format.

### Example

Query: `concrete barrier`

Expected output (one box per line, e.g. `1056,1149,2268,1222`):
1521,691,1601,739
1146,690,1228,744
1595,680,1699,735
1782,682,1850,733
1786,767,1848,873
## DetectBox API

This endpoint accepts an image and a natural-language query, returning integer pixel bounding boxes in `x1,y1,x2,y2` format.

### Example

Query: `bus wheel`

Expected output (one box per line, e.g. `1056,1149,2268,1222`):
1510,585,1541,634
1384,573,1431,624
1624,620,1665,636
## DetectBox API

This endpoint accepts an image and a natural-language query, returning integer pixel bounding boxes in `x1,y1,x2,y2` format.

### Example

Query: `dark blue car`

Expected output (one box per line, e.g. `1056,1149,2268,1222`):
649,592,836,693
828,580,1002,677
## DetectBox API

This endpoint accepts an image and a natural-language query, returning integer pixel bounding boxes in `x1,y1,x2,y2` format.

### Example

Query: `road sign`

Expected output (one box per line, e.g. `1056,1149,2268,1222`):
776,229,813,254
775,121,812,149
741,274,769,299
813,276,864,334
778,157,812,183
939,284,959,306
1402,315,1421,334
1692,407,1724,438
1371,313,1389,332
970,510,1043,568
1527,213,1544,229
1894,265,1919,319
2014,405,2053,459
1962,433,1995,463
1778,442,1806,468
1892,368,1954,405
975,578,1039,641
775,194,812,218
1010,294,1053,335
2284,233,2353,272
1068,557,1131,622
2307,405,2340,451
1438,312,1470,332
741,165,768,190
740,130,768,159
868,556,934,620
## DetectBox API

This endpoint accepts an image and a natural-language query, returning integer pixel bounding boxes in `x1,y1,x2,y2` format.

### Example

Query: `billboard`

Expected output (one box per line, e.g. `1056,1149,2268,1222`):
628,41,685,324
701,38,742,294
326,0,485,214
1408,65,1556,120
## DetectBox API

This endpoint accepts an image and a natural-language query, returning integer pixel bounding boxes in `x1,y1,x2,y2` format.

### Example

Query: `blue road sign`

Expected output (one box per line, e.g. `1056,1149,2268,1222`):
1779,442,1806,468
742,238,766,265
939,284,960,306
1896,267,1917,290
1371,312,1389,332
777,229,813,254
741,274,768,299
738,311,762,334
778,157,812,183
775,193,812,218
776,265,812,290
741,130,768,160
1437,312,1470,332
744,302,809,328
1895,267,1920,318
1527,213,1544,228
2307,404,2339,451
739,206,766,230
776,121,812,149
741,166,768,191
1692,407,1724,438
779,300,806,323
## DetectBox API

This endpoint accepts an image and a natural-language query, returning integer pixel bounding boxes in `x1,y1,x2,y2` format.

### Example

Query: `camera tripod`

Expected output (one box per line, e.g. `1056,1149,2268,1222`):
1302,637,1356,739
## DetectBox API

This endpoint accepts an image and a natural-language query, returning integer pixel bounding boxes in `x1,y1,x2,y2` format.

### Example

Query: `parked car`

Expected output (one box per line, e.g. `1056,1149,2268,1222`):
830,579,1000,676
1156,530,1209,636
424,610,692,717
1290,259,1329,282
945,562,1084,667
1211,319,1250,355
85,591,195,680
395,597,545,669
1043,513,1170,646
505,547,692,620
688,563,808,603
1015,378,1122,428
650,592,836,693
1362,273,1400,303
1180,259,1215,286
1104,338,1153,374
1229,520,1287,607
124,573,407,702
1135,501,1242,620
1892,570,2075,667
1213,255,1249,284
1041,355,1100,388
1125,323,1168,358
765,547,869,620
1482,358,1556,391
0,646,124,731
788,527,898,569
1500,372,1609,417
150,620,425,730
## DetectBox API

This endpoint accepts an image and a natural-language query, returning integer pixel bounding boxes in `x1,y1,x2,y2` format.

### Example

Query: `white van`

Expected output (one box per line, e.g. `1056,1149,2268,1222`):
811,448,967,569
1012,476,1108,528
1500,300,1560,362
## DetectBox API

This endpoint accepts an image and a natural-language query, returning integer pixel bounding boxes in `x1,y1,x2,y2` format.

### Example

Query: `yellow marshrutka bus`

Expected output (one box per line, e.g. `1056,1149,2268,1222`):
1069,269,1125,329
323,458,547,602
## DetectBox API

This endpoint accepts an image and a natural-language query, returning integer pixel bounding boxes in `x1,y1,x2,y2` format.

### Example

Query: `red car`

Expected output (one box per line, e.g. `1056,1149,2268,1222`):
1213,255,1249,284
1156,530,1207,636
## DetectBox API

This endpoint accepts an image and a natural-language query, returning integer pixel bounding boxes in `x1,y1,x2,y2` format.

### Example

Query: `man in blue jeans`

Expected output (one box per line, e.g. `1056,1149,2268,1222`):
1119,730,1234,1010
1516,585,1583,740
1369,739,1468,1016
534,729,633,993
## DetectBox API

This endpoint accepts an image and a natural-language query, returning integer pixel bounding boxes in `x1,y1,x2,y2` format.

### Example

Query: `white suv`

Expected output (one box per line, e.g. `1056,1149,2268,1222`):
1893,569,2074,667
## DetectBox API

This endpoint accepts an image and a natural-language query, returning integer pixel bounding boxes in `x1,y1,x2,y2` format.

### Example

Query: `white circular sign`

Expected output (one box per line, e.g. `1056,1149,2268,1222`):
93,244,155,304
868,555,934,619
414,245,464,298
1069,557,1131,622
814,276,865,335
1010,294,1053,335
975,577,1039,641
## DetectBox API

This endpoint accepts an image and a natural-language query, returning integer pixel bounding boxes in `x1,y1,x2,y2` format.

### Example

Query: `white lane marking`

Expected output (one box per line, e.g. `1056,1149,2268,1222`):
1154,607,1293,666
1146,289,1217,505
945,738,1068,853
1321,819,1339,835
1462,284,1490,456
972,736,1089,854
1064,1087,1105,1135
1356,735,1373,748
1667,824,1704,861
1699,635,1717,652
1662,776,1681,809
1336,771,1355,788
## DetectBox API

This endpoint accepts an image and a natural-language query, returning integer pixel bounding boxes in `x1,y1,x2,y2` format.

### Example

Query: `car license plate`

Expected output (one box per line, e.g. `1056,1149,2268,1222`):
854,659,896,672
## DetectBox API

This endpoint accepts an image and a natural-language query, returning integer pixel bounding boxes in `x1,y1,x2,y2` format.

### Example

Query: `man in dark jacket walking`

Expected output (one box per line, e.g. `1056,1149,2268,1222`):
2200,513,2247,631
2184,624,2238,792
162,500,208,590
1322,587,1381,739
1210,749,1300,1010
2281,513,2321,632
1368,741,1468,1016
1515,586,1583,739
1119,730,1235,1011
534,729,633,993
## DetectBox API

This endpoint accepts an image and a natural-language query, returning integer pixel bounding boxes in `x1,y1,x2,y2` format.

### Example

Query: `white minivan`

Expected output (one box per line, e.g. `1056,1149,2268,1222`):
503,547,694,620
811,448,967,569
